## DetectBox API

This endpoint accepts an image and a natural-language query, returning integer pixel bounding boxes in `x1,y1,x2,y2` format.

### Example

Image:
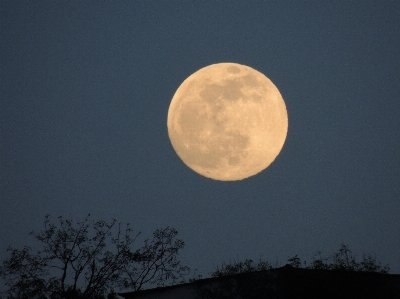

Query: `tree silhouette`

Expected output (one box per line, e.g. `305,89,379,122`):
0,214,189,299
195,244,392,299
288,244,390,273
194,259,275,299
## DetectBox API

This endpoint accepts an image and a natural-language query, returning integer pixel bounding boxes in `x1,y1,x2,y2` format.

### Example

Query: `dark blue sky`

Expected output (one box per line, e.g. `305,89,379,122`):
1,0,399,283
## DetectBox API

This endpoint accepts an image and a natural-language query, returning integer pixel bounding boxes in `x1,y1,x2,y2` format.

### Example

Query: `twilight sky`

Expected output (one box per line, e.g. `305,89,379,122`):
1,0,399,286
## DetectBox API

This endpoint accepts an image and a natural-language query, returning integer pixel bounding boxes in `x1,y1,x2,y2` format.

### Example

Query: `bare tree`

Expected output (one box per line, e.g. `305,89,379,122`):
0,214,189,299
120,227,188,291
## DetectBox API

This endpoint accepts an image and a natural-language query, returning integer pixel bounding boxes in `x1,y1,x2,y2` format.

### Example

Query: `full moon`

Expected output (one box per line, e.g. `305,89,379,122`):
167,63,288,181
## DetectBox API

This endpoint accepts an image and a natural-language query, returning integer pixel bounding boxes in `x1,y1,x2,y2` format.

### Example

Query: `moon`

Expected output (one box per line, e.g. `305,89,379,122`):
167,63,288,181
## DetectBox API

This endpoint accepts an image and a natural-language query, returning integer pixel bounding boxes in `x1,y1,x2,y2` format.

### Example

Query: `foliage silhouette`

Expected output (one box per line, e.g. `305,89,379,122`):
194,259,275,299
0,214,189,299
194,244,393,299
287,243,390,273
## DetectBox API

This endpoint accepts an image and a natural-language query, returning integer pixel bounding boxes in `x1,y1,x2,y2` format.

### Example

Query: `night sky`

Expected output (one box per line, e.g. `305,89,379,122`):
1,1,399,287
